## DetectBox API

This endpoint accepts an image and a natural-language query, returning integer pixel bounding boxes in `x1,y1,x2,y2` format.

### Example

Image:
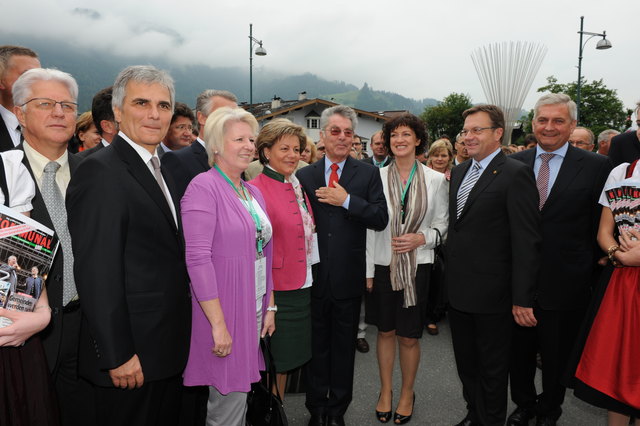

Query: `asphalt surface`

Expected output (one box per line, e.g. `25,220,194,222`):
280,318,607,425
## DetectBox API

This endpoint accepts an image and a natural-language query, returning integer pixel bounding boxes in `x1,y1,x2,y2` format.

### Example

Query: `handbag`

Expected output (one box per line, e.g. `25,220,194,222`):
246,336,288,426
428,228,448,316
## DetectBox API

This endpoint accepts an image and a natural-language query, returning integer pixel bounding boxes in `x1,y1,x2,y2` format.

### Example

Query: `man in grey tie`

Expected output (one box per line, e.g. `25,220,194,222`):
13,67,94,425
67,65,190,426
447,104,541,426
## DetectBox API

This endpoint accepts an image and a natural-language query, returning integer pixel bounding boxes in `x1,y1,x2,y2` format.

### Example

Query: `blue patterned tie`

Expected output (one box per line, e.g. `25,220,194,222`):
456,162,481,218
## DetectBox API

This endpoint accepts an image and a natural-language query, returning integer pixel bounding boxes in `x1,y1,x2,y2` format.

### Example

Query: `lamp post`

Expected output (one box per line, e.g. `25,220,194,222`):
576,16,611,123
249,23,267,112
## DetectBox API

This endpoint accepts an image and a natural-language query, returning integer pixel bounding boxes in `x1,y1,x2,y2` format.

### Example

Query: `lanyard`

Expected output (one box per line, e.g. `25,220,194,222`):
214,165,264,257
374,157,387,168
400,162,417,224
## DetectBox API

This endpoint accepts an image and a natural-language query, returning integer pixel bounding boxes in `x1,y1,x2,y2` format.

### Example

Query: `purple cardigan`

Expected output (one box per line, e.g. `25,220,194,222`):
181,168,273,394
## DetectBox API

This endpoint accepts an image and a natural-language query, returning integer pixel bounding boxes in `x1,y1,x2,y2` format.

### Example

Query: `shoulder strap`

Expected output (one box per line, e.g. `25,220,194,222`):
625,159,639,179
0,158,9,207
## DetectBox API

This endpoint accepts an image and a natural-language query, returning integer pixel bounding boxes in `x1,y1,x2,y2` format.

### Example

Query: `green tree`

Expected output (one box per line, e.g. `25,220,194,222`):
535,76,627,136
420,93,472,143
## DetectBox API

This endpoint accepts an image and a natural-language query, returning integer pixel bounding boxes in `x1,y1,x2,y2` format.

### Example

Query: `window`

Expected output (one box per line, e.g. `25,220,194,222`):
307,118,319,129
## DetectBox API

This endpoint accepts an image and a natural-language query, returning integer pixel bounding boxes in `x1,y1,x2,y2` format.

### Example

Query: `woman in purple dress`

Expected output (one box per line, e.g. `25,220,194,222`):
181,107,275,426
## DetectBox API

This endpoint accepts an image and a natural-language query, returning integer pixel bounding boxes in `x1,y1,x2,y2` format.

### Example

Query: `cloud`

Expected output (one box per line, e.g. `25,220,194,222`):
72,8,101,20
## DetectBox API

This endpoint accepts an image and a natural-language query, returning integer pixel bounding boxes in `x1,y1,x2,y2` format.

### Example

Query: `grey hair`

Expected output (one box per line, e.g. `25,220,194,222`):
196,90,238,115
13,68,78,109
203,107,259,167
0,45,38,78
112,65,175,112
533,93,577,121
598,129,619,143
320,105,358,131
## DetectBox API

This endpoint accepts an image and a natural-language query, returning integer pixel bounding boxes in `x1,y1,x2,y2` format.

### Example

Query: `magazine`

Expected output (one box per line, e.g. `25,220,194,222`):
0,204,59,328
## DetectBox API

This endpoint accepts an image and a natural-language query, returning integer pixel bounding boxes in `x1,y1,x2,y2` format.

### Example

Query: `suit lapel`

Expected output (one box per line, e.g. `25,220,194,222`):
458,152,505,221
339,156,357,188
543,145,583,210
112,137,178,233
192,142,208,170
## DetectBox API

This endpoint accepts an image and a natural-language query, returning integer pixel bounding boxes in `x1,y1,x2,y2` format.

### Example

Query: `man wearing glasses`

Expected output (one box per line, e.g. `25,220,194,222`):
608,102,640,167
13,67,94,425
568,126,595,151
447,104,541,426
157,102,195,157
297,105,388,426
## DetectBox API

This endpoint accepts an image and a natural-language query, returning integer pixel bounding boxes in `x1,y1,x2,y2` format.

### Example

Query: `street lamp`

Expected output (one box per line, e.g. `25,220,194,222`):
249,23,267,112
576,15,611,123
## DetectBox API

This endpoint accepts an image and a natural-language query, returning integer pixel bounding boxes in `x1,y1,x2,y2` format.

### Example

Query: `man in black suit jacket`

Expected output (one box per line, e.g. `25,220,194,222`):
67,66,191,426
508,94,611,426
447,105,541,426
608,103,640,167
13,67,94,425
162,89,237,199
297,105,388,426
76,86,117,160
0,45,40,152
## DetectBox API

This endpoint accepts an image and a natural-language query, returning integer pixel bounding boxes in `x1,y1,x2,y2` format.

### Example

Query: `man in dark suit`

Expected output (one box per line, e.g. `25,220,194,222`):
66,65,191,426
508,94,611,426
608,102,640,167
162,89,237,199
25,266,43,299
362,130,391,168
156,102,195,158
0,255,18,294
0,45,40,152
447,105,541,426
13,67,94,425
297,105,388,426
76,86,116,160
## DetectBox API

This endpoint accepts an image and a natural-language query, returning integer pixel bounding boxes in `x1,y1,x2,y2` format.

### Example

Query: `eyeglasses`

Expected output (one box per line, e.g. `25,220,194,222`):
326,127,354,138
459,127,497,137
173,124,193,132
569,140,592,148
352,142,362,146
317,146,326,151
21,98,78,113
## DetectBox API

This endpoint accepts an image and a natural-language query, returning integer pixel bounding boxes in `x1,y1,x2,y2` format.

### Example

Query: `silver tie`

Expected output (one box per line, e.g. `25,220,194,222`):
41,161,76,305
456,162,482,219
150,157,174,214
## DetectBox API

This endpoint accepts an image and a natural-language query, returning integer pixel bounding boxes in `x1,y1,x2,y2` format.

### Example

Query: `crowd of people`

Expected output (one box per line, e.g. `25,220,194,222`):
0,43,639,426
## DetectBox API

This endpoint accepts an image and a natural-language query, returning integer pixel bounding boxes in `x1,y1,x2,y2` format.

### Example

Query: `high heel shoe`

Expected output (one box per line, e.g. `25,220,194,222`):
393,392,415,425
375,391,392,423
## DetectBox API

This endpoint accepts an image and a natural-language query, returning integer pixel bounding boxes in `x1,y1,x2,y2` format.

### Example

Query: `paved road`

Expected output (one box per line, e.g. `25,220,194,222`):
280,318,606,425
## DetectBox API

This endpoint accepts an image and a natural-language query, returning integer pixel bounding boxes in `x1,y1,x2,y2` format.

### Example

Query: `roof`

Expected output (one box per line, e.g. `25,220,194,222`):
244,98,391,123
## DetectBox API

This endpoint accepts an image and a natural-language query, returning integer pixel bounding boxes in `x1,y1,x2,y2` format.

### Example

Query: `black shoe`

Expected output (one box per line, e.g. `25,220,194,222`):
356,337,370,353
393,392,415,424
453,415,479,426
535,416,556,426
308,413,327,426
507,406,535,426
327,415,345,426
376,391,392,423
426,323,439,335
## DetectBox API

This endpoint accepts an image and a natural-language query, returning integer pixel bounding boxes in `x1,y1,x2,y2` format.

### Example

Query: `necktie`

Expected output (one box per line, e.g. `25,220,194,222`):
150,157,174,214
456,162,481,218
16,125,23,143
328,163,339,188
537,153,555,210
41,161,76,305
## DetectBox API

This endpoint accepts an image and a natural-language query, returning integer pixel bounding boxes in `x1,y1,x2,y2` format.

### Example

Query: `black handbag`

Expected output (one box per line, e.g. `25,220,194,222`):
428,228,448,316
246,336,288,426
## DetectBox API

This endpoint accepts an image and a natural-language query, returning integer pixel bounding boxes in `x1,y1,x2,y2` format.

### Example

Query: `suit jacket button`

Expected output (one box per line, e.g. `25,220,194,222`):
54,275,62,281
328,233,332,237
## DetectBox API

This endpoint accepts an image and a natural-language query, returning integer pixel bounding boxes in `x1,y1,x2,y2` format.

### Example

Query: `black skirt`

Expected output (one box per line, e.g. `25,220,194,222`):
365,264,430,338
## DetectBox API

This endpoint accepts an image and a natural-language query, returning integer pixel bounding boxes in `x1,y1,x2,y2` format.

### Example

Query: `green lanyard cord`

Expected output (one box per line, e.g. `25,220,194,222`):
400,162,417,224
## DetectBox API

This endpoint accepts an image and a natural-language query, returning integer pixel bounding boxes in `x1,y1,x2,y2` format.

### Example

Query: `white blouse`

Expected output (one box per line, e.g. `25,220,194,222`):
0,151,36,213
366,164,449,278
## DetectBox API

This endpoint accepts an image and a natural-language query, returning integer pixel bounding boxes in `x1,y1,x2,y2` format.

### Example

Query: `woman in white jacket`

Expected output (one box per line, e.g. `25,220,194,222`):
366,113,448,425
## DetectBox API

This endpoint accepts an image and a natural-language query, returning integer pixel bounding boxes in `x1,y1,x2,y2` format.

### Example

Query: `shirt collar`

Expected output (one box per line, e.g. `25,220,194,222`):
324,156,347,174
119,131,155,165
196,137,205,148
473,147,501,170
0,105,19,132
535,142,569,159
22,139,69,178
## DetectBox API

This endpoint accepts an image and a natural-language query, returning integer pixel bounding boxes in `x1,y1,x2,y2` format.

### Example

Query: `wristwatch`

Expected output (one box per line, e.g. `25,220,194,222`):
266,305,278,312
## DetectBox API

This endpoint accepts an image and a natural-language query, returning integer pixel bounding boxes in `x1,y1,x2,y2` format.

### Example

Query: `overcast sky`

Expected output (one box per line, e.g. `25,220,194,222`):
2,0,637,112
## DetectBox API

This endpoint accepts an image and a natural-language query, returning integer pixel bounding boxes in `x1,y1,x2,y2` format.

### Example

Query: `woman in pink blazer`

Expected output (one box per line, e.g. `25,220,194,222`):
250,118,316,398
